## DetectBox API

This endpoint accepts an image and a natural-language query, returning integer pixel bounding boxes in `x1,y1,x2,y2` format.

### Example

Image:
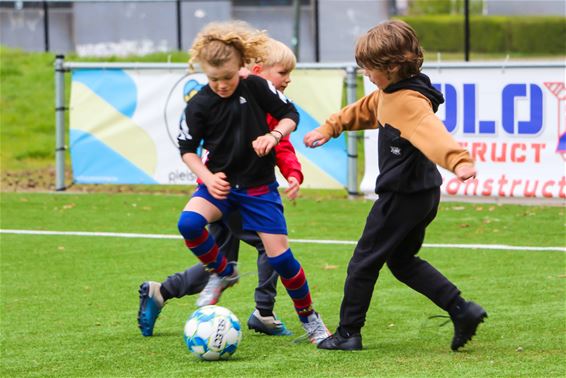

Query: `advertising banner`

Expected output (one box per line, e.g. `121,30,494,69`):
69,68,346,189
360,63,566,200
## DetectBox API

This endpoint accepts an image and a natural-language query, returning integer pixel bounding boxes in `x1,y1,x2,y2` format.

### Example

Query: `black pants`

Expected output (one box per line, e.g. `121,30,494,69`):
339,188,461,334
161,210,279,312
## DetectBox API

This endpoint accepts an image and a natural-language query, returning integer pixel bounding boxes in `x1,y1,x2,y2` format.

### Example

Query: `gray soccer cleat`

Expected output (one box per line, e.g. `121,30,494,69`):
301,312,332,345
247,309,292,336
196,267,239,307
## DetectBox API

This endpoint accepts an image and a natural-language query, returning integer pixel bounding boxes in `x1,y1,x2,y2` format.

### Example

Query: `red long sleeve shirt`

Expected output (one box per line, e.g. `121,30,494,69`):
266,114,303,185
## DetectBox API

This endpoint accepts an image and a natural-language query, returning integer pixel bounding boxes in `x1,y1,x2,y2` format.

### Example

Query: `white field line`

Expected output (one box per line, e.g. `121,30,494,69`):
1,229,565,252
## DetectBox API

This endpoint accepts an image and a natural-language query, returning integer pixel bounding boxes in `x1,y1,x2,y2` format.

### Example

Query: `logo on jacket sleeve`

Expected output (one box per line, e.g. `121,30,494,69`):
390,146,402,156
178,113,192,141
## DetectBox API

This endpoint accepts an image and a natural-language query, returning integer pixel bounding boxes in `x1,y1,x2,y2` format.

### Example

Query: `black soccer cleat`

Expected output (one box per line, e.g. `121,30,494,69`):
317,329,363,351
450,301,487,351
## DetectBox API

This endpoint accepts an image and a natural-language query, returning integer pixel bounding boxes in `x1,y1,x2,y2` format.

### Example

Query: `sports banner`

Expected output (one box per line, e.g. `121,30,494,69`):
69,68,346,189
360,63,566,200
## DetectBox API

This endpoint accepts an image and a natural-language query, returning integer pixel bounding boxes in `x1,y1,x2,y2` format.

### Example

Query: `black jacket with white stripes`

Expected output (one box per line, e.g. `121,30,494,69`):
178,75,299,189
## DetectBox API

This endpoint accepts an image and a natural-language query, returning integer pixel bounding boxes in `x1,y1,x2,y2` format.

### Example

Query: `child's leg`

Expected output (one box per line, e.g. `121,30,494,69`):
225,210,279,316
259,233,331,344
258,233,313,320
386,226,463,313
236,184,330,343
254,252,278,314
160,263,210,299
318,192,410,349
177,196,233,277
337,191,437,336
386,189,487,351
223,210,279,314
138,242,214,337
140,219,240,332
231,183,313,318
385,188,463,311
248,251,290,336
386,221,487,352
223,208,289,335
234,183,307,314
209,218,240,263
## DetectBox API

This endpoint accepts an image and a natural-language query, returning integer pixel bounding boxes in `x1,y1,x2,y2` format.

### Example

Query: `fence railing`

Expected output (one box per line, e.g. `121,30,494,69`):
54,56,361,195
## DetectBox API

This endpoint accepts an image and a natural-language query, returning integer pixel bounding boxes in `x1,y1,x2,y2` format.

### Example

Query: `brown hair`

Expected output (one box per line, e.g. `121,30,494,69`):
189,20,269,68
355,19,424,79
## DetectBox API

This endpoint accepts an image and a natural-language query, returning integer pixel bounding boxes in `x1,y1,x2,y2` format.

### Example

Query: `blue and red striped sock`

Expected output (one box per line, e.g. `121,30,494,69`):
178,211,232,277
268,248,313,321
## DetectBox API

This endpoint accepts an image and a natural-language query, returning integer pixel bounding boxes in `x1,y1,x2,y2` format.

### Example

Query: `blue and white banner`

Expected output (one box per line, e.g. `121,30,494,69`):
361,63,566,200
69,68,346,189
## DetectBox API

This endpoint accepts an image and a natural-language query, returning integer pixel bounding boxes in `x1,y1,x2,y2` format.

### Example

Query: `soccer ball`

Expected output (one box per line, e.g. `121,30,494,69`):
183,305,242,361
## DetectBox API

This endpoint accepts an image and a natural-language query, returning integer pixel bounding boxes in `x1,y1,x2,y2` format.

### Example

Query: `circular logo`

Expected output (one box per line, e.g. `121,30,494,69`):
163,73,207,148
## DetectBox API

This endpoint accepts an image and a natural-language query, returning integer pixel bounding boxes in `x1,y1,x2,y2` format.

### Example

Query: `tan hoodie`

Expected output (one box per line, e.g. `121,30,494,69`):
318,74,474,193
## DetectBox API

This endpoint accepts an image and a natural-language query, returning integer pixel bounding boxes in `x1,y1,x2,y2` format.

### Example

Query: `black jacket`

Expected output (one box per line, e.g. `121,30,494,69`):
376,73,445,194
178,75,299,188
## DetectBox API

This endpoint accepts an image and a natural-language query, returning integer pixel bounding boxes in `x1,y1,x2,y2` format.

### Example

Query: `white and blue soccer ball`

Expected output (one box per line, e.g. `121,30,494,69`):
183,305,242,361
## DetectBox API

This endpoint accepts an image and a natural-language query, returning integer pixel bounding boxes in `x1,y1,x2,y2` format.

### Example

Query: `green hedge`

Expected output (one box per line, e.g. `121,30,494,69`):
397,15,566,54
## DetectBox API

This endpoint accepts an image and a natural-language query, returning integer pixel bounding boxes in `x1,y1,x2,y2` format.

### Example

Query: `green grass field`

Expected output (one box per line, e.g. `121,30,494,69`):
1,46,565,377
1,192,564,377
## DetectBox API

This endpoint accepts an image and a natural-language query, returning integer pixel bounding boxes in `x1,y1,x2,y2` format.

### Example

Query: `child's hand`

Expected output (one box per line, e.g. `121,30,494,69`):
284,176,300,200
204,172,231,199
303,129,329,148
455,164,477,182
252,133,278,157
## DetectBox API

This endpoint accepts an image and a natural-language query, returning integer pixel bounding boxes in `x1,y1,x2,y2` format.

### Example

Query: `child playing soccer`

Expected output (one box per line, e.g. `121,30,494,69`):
172,21,330,345
137,37,303,338
303,20,487,351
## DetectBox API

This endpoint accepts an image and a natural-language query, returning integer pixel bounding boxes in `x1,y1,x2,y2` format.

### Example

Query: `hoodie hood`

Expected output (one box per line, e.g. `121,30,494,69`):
383,73,444,113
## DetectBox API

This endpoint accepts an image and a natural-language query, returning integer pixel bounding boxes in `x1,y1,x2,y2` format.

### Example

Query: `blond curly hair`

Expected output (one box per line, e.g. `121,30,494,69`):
189,20,269,69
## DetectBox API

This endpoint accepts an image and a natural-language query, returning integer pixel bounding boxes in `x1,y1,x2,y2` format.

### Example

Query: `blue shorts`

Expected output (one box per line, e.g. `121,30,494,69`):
192,182,287,235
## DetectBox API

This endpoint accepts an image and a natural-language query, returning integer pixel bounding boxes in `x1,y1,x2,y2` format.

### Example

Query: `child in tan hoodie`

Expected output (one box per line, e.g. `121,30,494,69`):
304,20,487,352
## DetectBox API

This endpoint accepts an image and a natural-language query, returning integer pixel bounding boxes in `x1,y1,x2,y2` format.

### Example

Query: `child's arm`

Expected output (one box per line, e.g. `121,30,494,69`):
245,76,300,157
304,90,380,148
411,119,476,181
275,135,303,184
252,118,296,157
179,104,231,198
182,152,231,199
265,113,303,199
405,97,476,181
275,135,303,200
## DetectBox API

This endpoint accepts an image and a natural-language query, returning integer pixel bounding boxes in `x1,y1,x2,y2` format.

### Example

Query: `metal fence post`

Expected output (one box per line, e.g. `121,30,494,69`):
43,0,50,52
345,65,359,196
176,0,182,51
292,0,301,61
54,55,66,191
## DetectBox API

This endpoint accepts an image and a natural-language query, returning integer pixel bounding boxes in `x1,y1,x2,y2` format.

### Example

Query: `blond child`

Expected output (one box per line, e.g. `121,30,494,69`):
175,21,329,345
138,36,306,338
